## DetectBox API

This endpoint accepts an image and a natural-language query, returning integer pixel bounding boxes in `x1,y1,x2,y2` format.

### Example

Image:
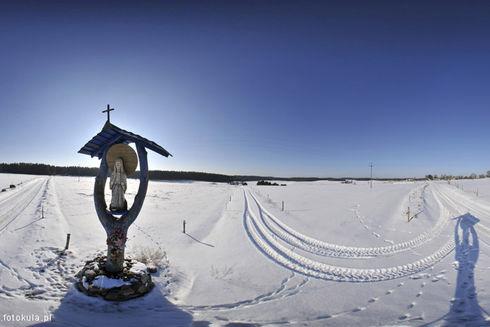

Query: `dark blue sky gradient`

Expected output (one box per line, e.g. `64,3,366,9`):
1,1,490,177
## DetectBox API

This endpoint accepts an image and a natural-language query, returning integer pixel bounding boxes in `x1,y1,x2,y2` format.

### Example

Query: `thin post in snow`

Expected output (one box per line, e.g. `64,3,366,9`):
64,233,71,251
282,201,284,211
407,207,411,222
41,205,44,219
183,220,186,234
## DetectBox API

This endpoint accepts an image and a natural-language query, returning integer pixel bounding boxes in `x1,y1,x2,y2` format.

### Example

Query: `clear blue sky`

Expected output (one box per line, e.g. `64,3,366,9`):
1,1,489,178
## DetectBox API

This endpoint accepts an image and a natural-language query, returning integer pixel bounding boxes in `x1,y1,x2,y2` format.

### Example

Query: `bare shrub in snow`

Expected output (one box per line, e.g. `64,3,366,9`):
132,246,169,269
210,265,234,279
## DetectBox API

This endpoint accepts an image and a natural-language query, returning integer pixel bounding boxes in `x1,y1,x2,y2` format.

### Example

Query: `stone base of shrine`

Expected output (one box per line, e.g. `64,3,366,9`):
75,256,154,301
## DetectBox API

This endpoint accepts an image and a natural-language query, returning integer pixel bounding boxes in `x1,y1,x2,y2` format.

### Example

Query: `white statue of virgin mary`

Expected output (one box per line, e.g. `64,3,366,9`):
109,157,127,211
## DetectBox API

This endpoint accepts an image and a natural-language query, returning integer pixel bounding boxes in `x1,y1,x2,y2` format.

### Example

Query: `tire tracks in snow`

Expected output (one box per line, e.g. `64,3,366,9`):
435,185,490,245
0,178,47,234
0,178,41,207
248,186,450,259
243,189,455,282
0,178,78,301
449,189,490,235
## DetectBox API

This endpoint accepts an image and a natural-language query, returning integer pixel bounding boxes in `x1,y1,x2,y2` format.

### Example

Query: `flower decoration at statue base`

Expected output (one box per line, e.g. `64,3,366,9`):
107,227,127,255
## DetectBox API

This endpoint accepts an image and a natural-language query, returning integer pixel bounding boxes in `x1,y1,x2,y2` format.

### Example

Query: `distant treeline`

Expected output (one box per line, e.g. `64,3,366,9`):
144,170,231,183
0,163,233,182
0,163,99,177
426,172,490,180
0,162,423,183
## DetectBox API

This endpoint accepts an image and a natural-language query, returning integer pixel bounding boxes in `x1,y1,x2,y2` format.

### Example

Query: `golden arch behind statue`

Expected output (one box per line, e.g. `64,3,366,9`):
106,143,138,176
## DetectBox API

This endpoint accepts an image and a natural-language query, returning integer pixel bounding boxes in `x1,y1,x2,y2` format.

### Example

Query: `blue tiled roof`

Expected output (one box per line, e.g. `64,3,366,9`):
78,121,172,158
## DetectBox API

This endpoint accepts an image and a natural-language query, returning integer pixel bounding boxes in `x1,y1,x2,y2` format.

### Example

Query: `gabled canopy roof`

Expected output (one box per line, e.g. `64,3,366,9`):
78,121,172,159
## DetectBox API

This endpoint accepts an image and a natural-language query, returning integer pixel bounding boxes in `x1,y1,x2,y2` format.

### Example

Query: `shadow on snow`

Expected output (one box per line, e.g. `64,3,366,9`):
29,284,194,327
424,213,489,326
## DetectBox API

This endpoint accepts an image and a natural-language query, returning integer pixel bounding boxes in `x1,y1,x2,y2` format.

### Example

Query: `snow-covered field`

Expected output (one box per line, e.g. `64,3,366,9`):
0,174,489,326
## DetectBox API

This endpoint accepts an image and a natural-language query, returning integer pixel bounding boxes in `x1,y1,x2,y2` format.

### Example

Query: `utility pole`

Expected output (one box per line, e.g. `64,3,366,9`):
369,162,374,189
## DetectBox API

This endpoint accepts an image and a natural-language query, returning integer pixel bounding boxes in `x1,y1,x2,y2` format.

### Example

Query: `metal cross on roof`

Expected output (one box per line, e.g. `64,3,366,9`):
102,104,114,122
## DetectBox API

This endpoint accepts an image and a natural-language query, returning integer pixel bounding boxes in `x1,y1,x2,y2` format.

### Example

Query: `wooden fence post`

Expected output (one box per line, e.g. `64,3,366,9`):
64,234,71,251
183,220,186,234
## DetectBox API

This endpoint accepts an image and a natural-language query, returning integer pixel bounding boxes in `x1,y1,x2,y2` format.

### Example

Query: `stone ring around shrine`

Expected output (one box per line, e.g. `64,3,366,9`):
106,143,138,176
